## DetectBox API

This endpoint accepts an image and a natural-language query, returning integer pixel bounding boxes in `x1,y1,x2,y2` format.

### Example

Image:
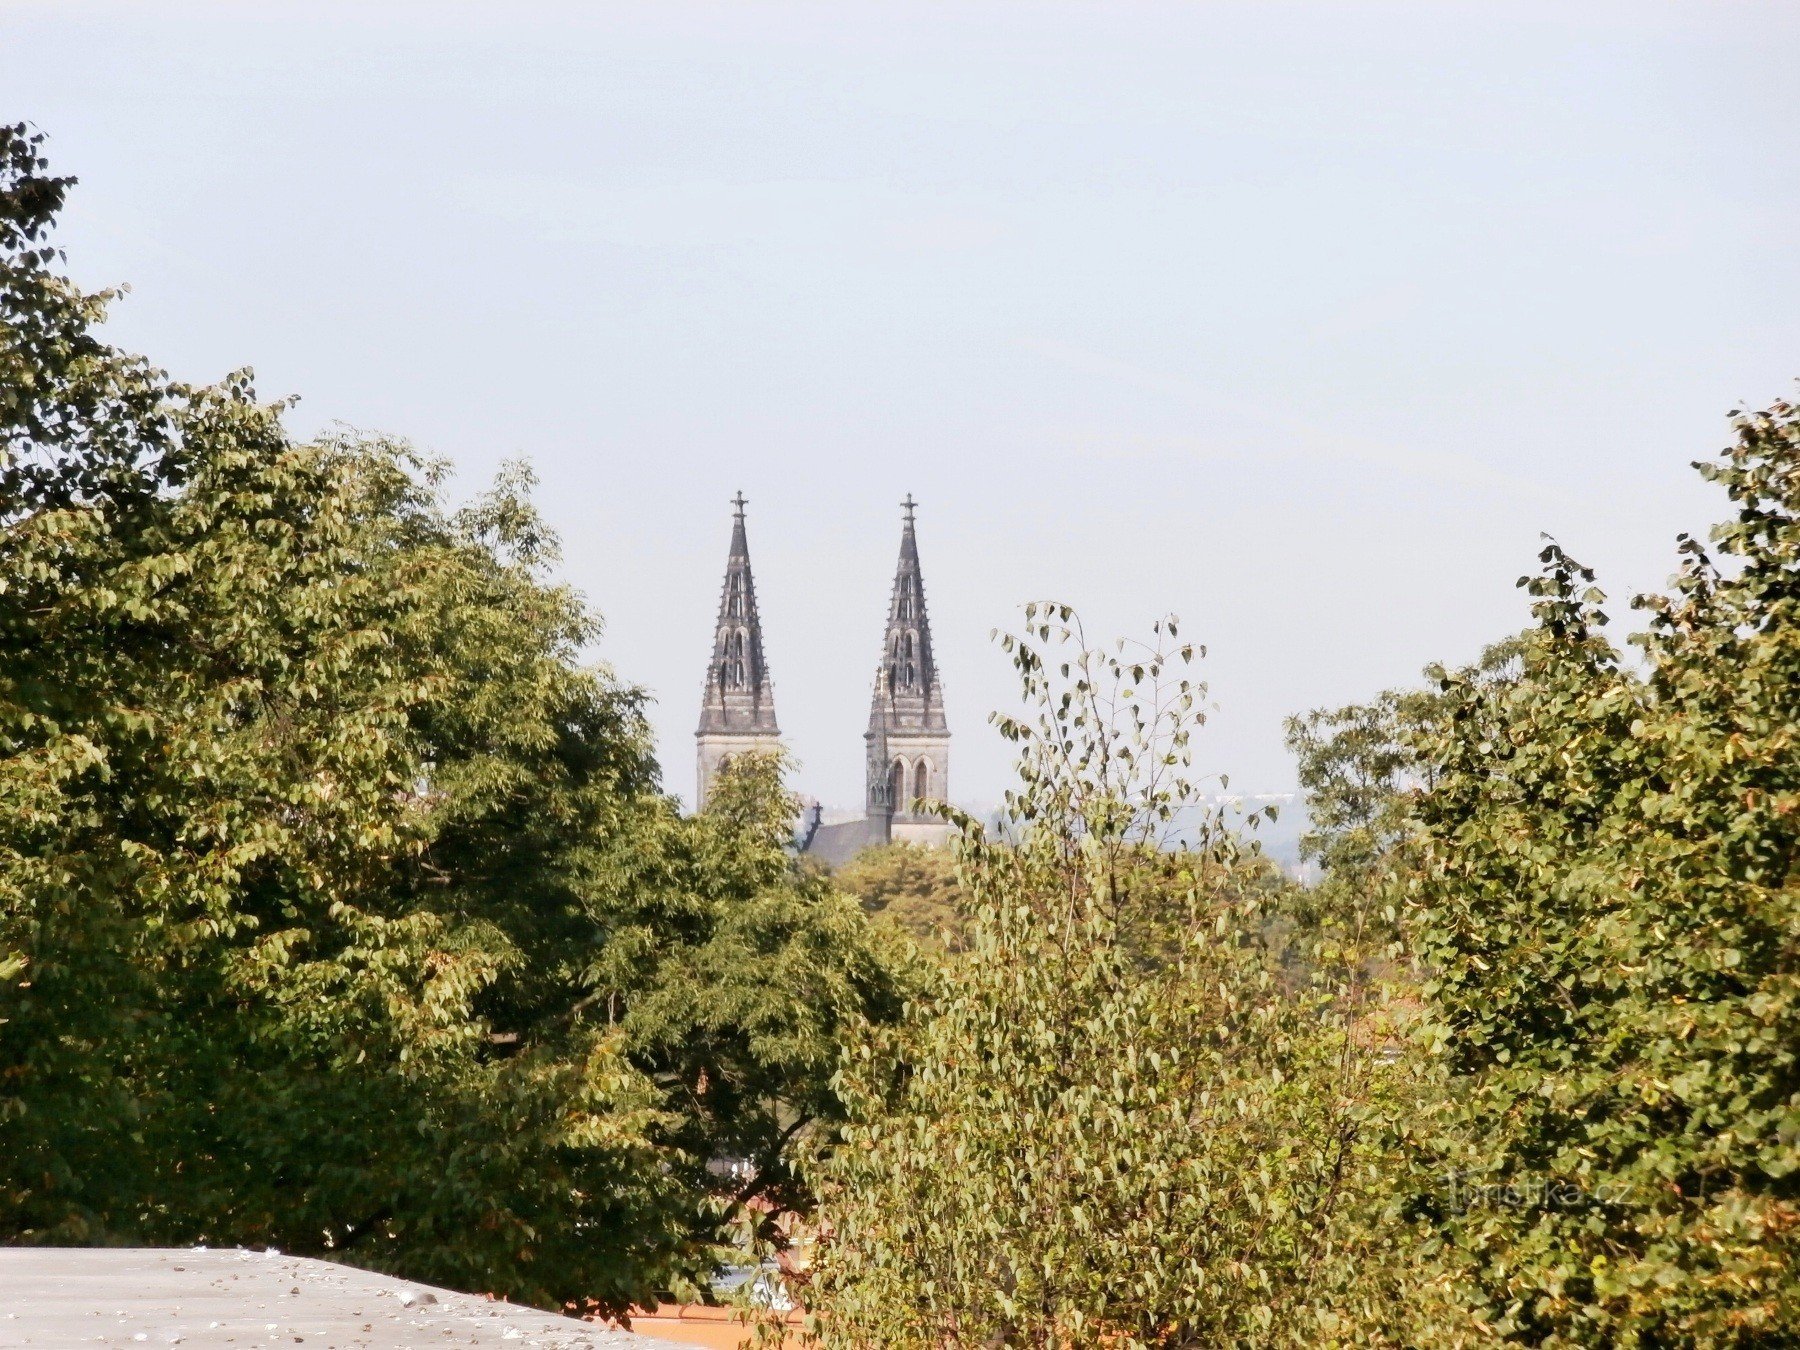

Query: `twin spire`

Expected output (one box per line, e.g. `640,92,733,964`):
873,493,943,712
696,494,949,822
865,493,948,817
696,491,779,738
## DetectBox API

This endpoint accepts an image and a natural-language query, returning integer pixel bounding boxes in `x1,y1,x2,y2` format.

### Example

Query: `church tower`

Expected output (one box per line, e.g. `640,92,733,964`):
866,495,951,844
695,493,781,809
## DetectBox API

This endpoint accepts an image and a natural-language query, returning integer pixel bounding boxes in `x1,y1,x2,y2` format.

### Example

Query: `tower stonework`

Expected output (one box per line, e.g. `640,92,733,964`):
865,495,952,847
695,494,782,810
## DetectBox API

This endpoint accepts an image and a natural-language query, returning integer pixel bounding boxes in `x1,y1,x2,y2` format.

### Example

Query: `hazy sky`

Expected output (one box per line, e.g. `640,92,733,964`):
6,2,1797,810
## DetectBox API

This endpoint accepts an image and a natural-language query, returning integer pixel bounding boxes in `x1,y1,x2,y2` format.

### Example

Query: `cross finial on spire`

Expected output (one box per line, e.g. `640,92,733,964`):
731,491,748,518
901,493,916,523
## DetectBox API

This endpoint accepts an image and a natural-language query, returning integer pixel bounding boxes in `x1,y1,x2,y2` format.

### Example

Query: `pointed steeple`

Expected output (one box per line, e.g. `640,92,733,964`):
875,494,944,716
867,494,949,819
698,492,779,739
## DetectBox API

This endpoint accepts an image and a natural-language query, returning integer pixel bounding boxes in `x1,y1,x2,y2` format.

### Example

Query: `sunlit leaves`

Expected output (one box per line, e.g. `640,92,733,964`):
800,610,1408,1347
1400,398,1800,1345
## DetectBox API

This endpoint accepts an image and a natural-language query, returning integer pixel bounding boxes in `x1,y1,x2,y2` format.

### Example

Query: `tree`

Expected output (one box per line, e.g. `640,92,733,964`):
1284,638,1519,886
1396,402,1800,1344
1280,640,1520,996
604,752,917,1246
829,842,967,951
796,608,1413,1347
0,124,906,1313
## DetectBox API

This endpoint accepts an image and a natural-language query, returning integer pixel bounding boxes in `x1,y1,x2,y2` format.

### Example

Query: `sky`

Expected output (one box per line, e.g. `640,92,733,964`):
4,1,1797,812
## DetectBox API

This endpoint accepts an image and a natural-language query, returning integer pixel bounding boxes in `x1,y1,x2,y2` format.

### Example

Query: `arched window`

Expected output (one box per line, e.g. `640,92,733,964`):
728,574,744,618
888,758,906,811
728,630,746,687
913,759,930,804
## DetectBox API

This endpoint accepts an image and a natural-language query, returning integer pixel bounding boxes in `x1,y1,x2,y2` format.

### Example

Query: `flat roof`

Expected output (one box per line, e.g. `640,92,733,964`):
0,1248,689,1349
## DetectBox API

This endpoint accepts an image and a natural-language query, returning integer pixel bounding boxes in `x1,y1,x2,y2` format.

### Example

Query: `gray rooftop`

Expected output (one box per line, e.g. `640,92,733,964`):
0,1248,687,1350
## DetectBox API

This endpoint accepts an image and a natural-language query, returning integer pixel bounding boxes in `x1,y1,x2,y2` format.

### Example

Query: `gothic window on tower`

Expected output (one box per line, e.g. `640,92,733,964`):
913,758,930,803
903,632,917,688
889,758,906,811
728,630,747,687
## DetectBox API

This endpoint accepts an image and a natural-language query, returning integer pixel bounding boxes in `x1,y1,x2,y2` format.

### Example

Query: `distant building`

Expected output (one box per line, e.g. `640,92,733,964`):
696,494,953,863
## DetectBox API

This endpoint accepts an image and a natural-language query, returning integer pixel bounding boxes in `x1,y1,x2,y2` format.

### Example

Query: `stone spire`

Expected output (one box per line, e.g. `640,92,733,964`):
695,493,781,808
866,494,950,824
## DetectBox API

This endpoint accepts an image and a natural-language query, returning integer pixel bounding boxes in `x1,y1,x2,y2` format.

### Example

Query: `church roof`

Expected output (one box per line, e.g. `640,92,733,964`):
697,493,779,737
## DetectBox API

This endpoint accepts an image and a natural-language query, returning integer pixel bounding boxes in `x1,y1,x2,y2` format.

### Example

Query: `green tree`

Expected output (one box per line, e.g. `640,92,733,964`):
606,752,916,1243
830,842,967,951
0,125,904,1313
1280,640,1519,1000
1284,638,1518,889
798,608,1414,1347
1396,401,1800,1344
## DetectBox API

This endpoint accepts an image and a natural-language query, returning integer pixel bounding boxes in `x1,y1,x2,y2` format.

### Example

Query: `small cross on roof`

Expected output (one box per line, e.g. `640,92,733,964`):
731,491,748,517
901,493,917,522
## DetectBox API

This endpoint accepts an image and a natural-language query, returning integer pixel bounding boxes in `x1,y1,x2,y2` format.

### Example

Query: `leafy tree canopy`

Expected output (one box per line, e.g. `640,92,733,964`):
797,609,1410,1347
1286,399,1800,1345
0,124,907,1313
1394,401,1800,1346
828,842,967,952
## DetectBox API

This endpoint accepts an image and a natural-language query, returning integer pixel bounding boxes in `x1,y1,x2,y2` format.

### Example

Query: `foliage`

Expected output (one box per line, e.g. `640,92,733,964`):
1394,402,1800,1345
1280,640,1519,991
0,124,906,1312
797,608,1414,1347
14,108,1795,1347
615,752,916,1236
829,842,967,952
